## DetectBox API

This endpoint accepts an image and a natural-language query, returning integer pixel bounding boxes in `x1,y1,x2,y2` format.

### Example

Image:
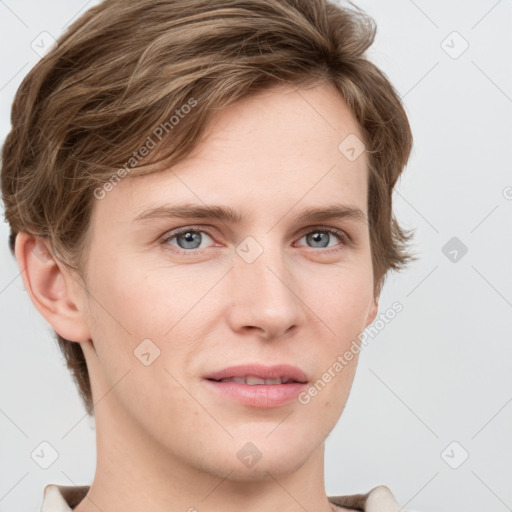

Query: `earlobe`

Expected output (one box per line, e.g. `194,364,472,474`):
14,232,91,342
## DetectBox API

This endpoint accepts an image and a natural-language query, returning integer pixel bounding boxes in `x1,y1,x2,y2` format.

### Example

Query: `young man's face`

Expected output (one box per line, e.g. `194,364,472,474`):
73,81,378,480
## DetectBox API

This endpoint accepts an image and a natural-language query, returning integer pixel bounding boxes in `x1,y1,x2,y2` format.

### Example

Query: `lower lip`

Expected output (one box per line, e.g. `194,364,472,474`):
203,379,308,408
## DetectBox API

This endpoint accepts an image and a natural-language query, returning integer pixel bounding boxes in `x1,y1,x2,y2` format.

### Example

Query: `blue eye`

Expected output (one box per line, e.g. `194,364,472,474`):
161,228,213,253
296,228,347,250
160,226,349,255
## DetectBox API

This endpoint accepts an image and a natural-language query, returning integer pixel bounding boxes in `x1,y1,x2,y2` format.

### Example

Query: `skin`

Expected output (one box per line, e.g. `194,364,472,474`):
16,81,378,512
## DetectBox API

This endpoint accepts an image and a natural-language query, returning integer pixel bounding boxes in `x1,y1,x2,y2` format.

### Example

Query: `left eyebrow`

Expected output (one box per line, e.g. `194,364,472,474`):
293,204,368,226
132,203,368,226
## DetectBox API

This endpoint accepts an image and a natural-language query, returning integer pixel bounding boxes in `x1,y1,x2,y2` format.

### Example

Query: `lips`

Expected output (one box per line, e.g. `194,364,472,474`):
204,364,308,384
203,364,309,408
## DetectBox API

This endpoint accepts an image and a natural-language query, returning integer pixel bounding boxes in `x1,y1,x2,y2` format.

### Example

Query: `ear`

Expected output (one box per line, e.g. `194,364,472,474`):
14,232,91,342
365,296,378,327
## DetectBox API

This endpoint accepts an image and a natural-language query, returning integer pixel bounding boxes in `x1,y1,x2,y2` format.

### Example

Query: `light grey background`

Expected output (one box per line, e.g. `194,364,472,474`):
1,1,511,511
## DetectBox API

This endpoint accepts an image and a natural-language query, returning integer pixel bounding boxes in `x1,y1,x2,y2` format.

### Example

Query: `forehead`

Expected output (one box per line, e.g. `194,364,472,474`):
190,81,367,171
92,81,369,226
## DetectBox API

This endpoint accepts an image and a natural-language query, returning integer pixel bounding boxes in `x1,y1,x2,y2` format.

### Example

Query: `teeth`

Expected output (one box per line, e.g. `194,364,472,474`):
246,376,266,385
218,376,291,385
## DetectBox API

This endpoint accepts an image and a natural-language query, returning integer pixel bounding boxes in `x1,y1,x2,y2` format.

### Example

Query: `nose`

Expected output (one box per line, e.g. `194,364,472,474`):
225,240,306,341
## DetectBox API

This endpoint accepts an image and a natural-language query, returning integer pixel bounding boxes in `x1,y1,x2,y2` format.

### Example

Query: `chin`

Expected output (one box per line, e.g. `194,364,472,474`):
219,454,311,483
197,437,316,482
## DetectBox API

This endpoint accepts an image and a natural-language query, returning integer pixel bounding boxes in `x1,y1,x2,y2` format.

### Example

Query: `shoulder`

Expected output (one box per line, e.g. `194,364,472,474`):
329,484,414,512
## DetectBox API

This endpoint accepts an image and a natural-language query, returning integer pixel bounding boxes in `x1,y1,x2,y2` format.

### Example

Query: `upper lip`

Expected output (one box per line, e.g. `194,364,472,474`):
204,364,308,383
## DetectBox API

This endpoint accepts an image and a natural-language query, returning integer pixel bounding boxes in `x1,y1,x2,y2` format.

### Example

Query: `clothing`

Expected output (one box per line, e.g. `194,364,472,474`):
41,483,402,511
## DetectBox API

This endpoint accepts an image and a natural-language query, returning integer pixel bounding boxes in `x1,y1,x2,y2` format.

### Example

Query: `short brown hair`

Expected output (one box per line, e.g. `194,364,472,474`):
1,0,415,416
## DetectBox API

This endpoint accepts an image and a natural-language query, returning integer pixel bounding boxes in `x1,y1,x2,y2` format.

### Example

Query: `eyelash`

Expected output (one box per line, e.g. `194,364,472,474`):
159,226,350,256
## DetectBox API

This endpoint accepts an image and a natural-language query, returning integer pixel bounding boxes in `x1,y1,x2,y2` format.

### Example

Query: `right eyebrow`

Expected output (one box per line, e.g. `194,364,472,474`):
133,204,243,224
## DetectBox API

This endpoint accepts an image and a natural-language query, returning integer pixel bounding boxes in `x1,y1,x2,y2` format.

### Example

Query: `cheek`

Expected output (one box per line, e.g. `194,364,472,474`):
82,258,156,377
83,260,195,428
85,257,169,339
303,262,374,337
299,263,372,408
83,254,216,382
